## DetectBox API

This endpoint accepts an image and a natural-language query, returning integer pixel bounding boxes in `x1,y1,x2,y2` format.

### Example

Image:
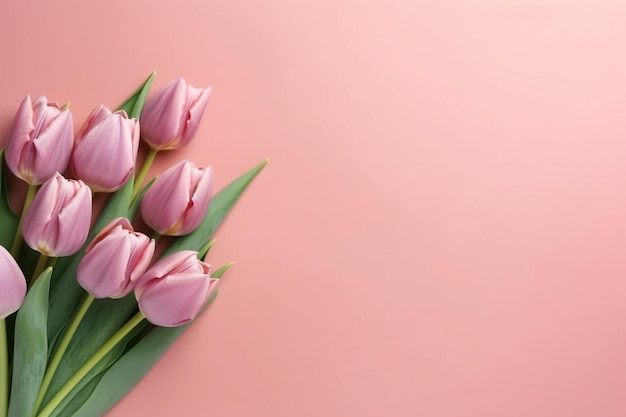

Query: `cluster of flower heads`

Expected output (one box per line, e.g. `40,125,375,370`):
0,78,218,327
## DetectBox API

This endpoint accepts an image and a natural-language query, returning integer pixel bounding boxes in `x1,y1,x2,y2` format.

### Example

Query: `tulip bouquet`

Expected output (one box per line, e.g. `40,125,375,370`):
0,73,266,417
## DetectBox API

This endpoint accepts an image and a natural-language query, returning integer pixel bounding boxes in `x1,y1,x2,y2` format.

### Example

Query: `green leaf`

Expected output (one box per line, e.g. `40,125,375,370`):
42,297,137,408
116,71,156,118
211,261,234,278
8,268,51,417
0,150,18,249
45,304,145,417
50,374,105,417
163,158,269,257
198,238,217,260
68,292,218,417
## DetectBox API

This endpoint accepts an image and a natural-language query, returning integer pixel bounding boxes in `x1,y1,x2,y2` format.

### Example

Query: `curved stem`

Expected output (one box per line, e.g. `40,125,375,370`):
11,184,37,257
31,295,95,416
35,311,146,417
0,319,8,417
131,148,158,202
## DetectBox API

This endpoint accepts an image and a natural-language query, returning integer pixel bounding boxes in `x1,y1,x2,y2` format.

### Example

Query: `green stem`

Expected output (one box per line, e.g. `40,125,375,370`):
0,319,7,417
31,295,95,416
131,148,158,202
11,184,37,257
47,258,58,270
35,311,146,417
30,254,50,288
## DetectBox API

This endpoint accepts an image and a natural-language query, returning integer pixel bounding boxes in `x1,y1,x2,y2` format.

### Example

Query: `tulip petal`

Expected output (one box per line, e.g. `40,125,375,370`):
134,251,216,326
5,96,74,185
134,250,193,287
179,166,213,235
23,175,61,254
78,236,132,298
141,78,187,149
140,78,210,150
37,179,73,252
5,95,35,179
126,235,155,283
181,86,211,146
0,245,27,319
141,160,192,234
85,218,132,252
77,217,154,299
138,273,210,327
55,184,92,256
31,97,61,138
76,105,112,141
72,110,138,192
23,174,92,257
30,110,73,184
140,160,213,236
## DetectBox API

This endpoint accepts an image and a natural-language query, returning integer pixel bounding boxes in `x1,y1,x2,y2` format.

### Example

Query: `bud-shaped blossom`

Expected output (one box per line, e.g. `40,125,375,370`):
22,173,92,257
140,160,213,236
139,78,211,150
77,217,155,299
134,250,217,327
71,105,139,192
5,95,74,185
0,245,26,319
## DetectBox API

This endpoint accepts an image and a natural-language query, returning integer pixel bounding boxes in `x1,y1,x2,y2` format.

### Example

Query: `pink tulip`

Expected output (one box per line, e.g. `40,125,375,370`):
5,95,74,185
0,245,26,319
22,173,92,257
140,160,213,236
139,78,211,150
77,217,155,299
71,105,140,192
134,250,217,327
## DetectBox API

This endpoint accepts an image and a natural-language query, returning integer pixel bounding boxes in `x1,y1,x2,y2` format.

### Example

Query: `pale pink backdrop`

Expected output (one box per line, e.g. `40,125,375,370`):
2,1,626,416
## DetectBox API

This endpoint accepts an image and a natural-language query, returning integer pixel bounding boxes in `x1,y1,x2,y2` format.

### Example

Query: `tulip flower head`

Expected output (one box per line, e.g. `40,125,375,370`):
140,78,211,150
71,105,140,192
140,160,213,236
77,217,155,299
134,250,218,327
5,95,74,185
22,173,92,257
0,245,26,319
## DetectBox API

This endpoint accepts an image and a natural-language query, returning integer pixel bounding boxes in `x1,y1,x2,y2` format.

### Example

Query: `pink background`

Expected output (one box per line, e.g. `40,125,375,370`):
2,1,626,416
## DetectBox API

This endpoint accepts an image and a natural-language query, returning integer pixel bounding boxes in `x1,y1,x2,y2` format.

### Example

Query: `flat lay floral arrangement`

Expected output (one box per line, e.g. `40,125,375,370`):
0,72,266,417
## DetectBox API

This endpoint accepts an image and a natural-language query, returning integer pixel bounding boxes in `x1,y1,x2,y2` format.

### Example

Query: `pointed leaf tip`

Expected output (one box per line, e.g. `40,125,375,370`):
199,239,218,261
117,71,157,119
212,262,235,279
